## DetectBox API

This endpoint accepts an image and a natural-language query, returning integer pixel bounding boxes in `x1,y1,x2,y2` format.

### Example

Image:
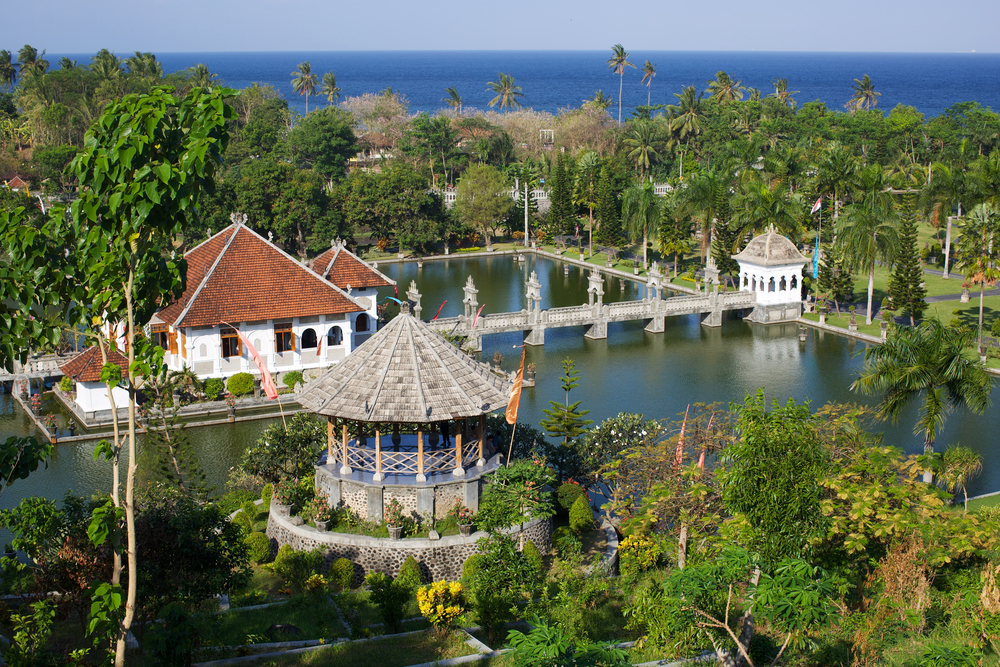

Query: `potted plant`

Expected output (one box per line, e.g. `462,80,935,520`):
306,494,334,532
3,543,14,559
43,414,58,432
18,380,28,402
449,502,476,536
385,498,405,540
29,394,41,415
225,393,237,421
136,404,149,428
273,479,298,517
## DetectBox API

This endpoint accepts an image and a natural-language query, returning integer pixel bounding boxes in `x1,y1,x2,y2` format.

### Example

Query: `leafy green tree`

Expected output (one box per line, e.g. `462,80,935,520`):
888,192,928,325
507,615,629,667
623,119,661,179
955,203,1000,349
290,61,318,113
403,113,460,186
719,392,829,565
478,458,557,531
846,74,880,111
287,106,357,181
707,71,745,104
540,358,593,448
469,533,536,644
852,318,992,483
574,151,601,254
547,151,575,236
454,163,513,248
606,44,634,125
816,245,855,314
641,60,656,107
621,181,660,268
936,445,983,511
32,143,78,194
0,50,16,89
140,384,213,502
236,413,326,484
486,73,523,110
595,165,622,248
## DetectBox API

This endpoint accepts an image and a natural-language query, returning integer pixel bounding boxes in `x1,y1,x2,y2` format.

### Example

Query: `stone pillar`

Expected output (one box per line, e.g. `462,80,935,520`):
466,332,482,352
584,320,607,340
367,486,383,523
416,487,435,519
524,328,545,347
373,428,384,482
704,255,720,289
587,270,604,312
406,280,423,320
463,275,479,320
701,308,723,327
464,480,480,513
525,271,542,325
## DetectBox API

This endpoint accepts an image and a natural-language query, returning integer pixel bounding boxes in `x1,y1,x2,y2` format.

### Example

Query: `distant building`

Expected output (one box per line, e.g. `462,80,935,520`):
733,225,810,324
1,173,28,192
58,343,130,413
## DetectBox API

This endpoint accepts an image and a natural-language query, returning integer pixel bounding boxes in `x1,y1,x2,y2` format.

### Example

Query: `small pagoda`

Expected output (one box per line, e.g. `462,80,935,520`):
299,298,511,523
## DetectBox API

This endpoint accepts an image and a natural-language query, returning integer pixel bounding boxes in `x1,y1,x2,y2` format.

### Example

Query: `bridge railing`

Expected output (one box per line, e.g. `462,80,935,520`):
545,304,594,324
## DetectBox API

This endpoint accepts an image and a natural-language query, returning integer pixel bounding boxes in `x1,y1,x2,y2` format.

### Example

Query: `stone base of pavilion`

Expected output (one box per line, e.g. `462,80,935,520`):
265,496,553,583
315,452,503,523
745,300,802,324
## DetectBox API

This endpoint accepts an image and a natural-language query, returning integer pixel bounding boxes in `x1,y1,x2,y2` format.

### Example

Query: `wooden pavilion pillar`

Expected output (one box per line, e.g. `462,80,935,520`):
416,426,426,482
453,418,465,477
477,414,486,467
327,417,335,463
373,427,384,481
340,421,352,475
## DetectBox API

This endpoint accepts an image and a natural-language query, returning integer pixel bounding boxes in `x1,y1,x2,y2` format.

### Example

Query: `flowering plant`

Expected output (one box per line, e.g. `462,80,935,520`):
304,494,334,523
448,502,475,524
136,404,148,420
43,414,57,430
273,479,299,505
417,581,466,633
384,498,406,528
224,393,237,409
29,394,41,411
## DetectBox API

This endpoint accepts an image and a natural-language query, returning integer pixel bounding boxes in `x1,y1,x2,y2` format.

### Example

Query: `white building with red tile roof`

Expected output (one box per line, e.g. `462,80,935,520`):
151,218,394,383
310,237,394,326
58,343,131,412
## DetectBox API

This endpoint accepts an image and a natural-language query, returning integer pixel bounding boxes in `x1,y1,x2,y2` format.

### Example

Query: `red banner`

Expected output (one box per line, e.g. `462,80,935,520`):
505,347,526,425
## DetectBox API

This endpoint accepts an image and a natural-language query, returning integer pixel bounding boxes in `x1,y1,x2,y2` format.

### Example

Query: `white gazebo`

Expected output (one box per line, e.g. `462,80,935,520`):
733,225,810,324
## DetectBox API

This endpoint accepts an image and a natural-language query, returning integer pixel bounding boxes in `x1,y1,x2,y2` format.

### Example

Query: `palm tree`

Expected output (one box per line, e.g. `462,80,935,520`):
91,49,123,81
680,167,733,261
938,445,983,511
641,60,656,106
291,61,318,113
624,119,661,179
846,74,880,111
486,73,523,110
972,148,1000,206
956,203,1000,351
442,86,462,115
583,89,613,111
321,72,342,106
813,141,860,230
707,71,745,104
667,86,705,178
732,180,804,242
17,44,48,77
851,318,992,484
574,151,602,256
769,78,799,108
189,64,218,88
923,152,979,278
0,51,15,89
621,181,661,269
836,164,899,324
125,52,162,79
607,44,635,125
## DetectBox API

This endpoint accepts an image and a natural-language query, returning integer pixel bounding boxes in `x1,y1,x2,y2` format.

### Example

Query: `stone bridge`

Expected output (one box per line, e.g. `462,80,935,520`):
1,353,72,383
410,259,756,351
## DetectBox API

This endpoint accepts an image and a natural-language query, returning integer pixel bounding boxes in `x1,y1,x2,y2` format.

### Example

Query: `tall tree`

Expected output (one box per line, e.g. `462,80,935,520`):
540,358,593,448
956,203,1000,351
486,73,523,110
287,106,358,182
547,151,575,235
924,148,979,278
595,165,622,248
454,163,513,249
442,86,462,115
813,141,860,230
290,61,318,113
707,71,745,104
0,50,16,89
852,318,991,484
320,71,341,105
667,86,705,177
574,151,601,255
888,192,928,325
621,180,660,268
16,44,48,77
624,119,661,179
641,60,656,107
769,78,799,108
607,44,635,125
846,74,880,111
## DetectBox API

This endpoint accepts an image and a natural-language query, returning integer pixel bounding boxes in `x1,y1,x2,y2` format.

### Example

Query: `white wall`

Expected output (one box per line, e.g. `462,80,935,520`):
75,381,130,413
737,261,804,307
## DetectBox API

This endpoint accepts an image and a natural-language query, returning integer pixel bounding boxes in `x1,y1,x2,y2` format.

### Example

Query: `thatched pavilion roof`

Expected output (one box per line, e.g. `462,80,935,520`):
300,304,511,423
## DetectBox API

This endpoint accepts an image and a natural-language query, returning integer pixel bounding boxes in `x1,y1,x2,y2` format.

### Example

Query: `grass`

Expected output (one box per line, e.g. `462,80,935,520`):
201,595,347,647
336,589,421,630
967,493,1000,512
801,311,884,337
229,629,479,666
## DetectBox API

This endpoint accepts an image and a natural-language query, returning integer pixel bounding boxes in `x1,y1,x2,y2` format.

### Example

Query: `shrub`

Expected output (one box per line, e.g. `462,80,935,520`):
522,539,543,574
245,532,272,564
619,533,661,577
302,494,333,524
146,602,199,667
216,490,256,516
330,557,355,591
204,377,224,400
227,372,254,396
282,370,304,389
366,572,410,633
417,581,466,633
556,481,586,514
57,376,73,392
261,483,274,505
462,554,483,582
240,500,259,522
396,555,424,590
273,546,325,593
992,317,1000,338
569,494,593,534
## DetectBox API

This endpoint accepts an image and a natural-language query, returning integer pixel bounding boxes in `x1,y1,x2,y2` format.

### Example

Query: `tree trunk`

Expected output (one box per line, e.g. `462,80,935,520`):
677,523,688,570
866,265,875,325
923,432,935,484
979,281,986,353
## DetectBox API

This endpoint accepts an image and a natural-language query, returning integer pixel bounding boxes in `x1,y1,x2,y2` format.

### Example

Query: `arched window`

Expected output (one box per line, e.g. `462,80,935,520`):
742,274,749,288
356,313,370,332
779,276,787,291
198,343,207,358
327,326,343,346
790,275,798,290
768,277,776,292
301,328,317,349
751,277,757,291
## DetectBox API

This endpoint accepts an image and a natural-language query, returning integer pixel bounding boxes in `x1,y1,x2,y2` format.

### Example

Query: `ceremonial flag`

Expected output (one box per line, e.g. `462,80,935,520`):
811,197,822,214
473,304,486,327
505,346,526,425
316,330,323,357
223,322,279,399
675,404,690,469
432,301,447,320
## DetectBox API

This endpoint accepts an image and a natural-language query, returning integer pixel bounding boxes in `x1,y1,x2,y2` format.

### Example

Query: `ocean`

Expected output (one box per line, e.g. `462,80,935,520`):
49,50,1000,120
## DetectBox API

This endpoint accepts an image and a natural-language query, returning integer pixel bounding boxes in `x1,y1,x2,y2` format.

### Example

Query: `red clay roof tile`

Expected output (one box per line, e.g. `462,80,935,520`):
312,244,394,289
59,344,129,383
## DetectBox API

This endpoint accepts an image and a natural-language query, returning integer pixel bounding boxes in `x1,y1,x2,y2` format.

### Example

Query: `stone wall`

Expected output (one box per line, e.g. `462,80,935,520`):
266,499,552,584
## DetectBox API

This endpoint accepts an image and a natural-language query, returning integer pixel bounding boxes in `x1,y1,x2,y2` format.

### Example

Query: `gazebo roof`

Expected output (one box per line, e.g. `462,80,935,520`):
300,304,511,423
732,225,810,267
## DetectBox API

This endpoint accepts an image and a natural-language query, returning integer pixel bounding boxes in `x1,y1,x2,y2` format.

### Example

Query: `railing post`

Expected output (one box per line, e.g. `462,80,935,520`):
374,427,384,481
417,428,426,482
340,421,352,475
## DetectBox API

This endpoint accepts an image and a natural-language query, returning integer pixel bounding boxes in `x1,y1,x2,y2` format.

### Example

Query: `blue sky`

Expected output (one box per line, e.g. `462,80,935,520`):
2,0,998,54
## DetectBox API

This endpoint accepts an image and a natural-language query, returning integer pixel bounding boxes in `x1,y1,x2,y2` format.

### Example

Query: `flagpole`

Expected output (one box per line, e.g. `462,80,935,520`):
813,198,822,280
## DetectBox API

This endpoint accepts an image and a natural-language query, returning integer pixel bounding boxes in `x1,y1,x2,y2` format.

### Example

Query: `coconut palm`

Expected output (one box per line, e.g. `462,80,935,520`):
641,60,656,106
189,64,218,88
621,181,660,269
846,74,880,111
813,141,861,230
442,86,462,115
574,151,602,256
769,78,799,108
680,167,733,261
17,44,48,77
836,164,899,324
851,318,991,484
731,180,804,243
938,445,983,511
607,44,635,125
125,52,162,79
707,71,745,104
923,151,979,278
667,86,705,178
956,203,1000,351
486,73,523,110
0,51,16,89
291,61,318,113
624,119,661,179
321,72,342,106
972,148,1000,206
91,49,123,81
584,89,613,111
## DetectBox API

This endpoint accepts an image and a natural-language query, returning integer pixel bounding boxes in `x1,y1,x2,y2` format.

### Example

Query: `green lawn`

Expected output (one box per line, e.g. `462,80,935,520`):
801,312,884,338
967,493,1000,512
201,596,346,647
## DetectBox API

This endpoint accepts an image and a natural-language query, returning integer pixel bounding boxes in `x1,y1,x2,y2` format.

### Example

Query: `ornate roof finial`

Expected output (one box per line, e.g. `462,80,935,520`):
268,231,274,243
230,211,247,227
